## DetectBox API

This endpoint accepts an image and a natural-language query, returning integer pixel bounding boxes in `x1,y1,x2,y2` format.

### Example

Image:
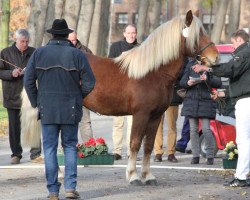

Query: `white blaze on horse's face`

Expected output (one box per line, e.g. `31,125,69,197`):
182,27,189,38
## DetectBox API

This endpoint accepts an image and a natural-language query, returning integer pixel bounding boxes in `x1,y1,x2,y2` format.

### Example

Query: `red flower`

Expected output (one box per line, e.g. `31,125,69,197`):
76,143,81,148
78,152,84,158
96,137,106,145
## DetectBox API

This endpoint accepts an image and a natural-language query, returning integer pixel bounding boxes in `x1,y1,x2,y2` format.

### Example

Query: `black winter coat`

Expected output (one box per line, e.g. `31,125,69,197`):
0,43,35,109
108,39,139,58
170,58,189,106
180,60,222,119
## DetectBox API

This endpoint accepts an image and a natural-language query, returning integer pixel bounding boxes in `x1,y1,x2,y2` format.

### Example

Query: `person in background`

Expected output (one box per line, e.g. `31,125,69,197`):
175,117,191,154
68,31,93,143
24,19,95,200
154,58,188,162
180,58,222,165
0,29,43,164
193,29,250,187
108,24,139,160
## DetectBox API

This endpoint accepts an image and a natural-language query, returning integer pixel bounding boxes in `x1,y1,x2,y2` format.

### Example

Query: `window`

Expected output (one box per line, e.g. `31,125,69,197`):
114,0,122,3
117,13,128,24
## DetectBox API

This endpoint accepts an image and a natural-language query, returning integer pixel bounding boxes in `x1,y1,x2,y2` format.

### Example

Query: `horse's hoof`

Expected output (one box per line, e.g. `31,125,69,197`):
130,179,143,186
145,179,158,186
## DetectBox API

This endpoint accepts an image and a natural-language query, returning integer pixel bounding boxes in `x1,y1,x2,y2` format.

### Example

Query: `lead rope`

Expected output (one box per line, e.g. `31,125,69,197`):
203,76,226,115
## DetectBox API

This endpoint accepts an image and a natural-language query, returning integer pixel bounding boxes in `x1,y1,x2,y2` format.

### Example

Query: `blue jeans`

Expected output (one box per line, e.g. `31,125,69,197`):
176,117,190,150
42,124,78,195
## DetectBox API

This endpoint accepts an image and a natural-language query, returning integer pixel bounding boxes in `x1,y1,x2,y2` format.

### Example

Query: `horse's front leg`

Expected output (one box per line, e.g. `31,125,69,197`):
141,117,162,186
126,113,148,185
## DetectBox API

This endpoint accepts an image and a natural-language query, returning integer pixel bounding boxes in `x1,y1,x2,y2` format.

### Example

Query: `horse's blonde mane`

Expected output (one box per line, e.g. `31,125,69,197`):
115,15,204,79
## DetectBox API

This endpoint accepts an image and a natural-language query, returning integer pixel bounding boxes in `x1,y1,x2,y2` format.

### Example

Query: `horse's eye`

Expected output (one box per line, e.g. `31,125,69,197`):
196,55,201,61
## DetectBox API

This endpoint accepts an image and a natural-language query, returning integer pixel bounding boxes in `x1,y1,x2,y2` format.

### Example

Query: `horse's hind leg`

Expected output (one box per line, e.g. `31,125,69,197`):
126,113,148,185
141,117,162,186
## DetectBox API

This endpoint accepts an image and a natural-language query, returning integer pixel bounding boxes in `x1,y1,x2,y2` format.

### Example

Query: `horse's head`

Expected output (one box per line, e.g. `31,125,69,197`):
183,10,218,66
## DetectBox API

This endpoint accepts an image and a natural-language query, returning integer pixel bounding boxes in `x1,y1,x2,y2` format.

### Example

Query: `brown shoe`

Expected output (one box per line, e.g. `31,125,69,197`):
31,156,44,164
11,156,21,164
167,154,178,163
48,194,59,200
154,154,162,162
65,190,80,199
114,153,122,160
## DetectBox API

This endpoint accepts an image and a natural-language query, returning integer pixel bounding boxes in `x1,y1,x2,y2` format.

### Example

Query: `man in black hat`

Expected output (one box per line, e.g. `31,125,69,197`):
24,19,96,200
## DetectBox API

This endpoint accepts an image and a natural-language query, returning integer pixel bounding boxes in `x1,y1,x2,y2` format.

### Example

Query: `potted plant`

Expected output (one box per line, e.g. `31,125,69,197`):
222,141,238,169
58,137,114,165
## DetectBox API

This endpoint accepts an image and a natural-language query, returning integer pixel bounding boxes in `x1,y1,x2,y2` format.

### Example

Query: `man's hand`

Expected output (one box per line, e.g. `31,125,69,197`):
192,64,209,73
12,68,22,77
211,90,225,100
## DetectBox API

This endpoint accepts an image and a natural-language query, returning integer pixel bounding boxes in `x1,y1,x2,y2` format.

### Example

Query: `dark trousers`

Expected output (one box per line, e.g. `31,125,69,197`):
7,108,23,158
176,117,190,150
7,108,42,159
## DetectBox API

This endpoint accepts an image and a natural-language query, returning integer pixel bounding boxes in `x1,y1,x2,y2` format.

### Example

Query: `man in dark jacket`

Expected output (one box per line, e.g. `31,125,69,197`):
109,24,139,160
0,29,43,164
24,19,95,200
193,29,250,187
68,31,93,143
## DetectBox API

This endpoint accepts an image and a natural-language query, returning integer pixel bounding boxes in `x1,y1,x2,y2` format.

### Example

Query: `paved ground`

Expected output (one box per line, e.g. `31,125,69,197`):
0,112,249,200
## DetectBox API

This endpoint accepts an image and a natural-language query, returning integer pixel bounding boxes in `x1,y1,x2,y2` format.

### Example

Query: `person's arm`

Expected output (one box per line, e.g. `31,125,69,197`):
80,55,96,98
193,51,250,79
108,43,118,58
0,52,22,80
24,53,38,108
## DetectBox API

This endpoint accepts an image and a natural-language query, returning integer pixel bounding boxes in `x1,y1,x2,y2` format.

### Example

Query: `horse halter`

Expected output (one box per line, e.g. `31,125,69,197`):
195,42,215,66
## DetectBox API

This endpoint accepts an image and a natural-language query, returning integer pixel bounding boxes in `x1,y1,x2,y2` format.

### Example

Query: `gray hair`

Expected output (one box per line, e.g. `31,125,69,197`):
15,29,30,39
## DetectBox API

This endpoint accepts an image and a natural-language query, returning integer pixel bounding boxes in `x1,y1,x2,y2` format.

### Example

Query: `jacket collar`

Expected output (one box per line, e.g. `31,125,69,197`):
234,42,249,54
47,38,75,47
11,43,34,56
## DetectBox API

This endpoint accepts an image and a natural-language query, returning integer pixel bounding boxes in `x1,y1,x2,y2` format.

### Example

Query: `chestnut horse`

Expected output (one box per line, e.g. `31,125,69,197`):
83,10,218,185
21,10,218,185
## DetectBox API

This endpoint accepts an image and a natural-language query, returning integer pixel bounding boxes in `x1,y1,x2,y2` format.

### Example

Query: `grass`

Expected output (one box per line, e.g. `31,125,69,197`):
0,82,8,135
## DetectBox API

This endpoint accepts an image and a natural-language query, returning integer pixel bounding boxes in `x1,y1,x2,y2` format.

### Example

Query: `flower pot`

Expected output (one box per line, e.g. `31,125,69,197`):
222,158,238,169
57,153,114,166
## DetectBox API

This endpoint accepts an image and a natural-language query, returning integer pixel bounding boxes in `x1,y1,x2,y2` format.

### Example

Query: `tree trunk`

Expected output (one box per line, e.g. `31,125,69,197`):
137,0,150,43
149,0,162,33
0,0,10,49
88,0,102,55
42,0,65,45
227,0,241,42
76,0,95,46
27,0,49,48
211,0,228,44
63,0,81,31
98,0,111,56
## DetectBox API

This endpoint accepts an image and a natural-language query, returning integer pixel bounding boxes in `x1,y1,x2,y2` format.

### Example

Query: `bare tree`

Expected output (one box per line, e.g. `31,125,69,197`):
63,0,81,30
227,0,241,41
77,0,95,46
98,0,111,56
88,0,102,55
27,0,49,47
137,0,150,43
0,0,10,49
42,0,65,45
199,0,214,35
149,0,162,33
211,0,228,44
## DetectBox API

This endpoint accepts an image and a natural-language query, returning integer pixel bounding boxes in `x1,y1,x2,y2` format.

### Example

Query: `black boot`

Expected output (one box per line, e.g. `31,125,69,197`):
207,158,214,165
191,157,200,164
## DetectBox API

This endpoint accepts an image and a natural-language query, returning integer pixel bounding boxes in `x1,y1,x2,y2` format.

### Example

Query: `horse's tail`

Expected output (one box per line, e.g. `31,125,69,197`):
21,89,41,148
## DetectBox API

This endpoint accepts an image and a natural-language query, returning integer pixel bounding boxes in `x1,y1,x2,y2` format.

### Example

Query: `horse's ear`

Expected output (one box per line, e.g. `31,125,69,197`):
193,10,199,17
185,10,193,27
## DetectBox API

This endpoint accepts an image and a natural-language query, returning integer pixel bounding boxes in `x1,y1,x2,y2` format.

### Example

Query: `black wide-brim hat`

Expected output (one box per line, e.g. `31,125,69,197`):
47,19,73,35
